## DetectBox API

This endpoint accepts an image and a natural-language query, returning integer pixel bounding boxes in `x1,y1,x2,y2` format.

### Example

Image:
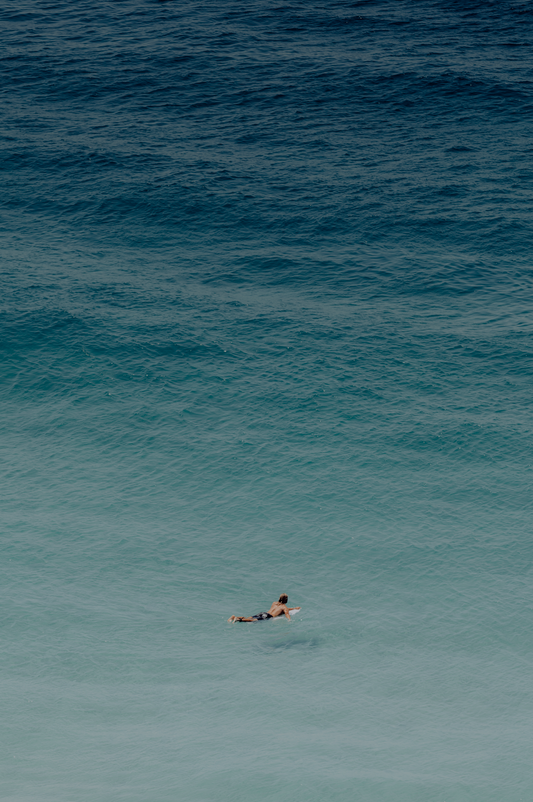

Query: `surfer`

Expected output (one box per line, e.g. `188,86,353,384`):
228,593,298,622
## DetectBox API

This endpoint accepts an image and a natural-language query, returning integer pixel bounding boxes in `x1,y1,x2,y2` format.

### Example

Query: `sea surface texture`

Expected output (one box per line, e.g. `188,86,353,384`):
2,1,533,800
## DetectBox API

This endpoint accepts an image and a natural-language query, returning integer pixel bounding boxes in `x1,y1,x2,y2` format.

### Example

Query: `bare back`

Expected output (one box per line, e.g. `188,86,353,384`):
267,601,291,620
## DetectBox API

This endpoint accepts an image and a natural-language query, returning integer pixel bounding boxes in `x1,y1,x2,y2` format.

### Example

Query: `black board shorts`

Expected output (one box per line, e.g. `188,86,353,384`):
251,612,272,621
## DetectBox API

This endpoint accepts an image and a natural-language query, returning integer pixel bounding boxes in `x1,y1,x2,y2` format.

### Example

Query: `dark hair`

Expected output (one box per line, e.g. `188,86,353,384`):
279,594,288,604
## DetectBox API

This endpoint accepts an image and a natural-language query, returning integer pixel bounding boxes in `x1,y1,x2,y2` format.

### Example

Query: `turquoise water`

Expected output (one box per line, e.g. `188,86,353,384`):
2,1,533,800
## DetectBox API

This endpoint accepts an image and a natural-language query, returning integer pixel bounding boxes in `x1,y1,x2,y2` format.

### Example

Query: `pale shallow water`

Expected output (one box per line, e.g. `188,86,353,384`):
2,1,533,800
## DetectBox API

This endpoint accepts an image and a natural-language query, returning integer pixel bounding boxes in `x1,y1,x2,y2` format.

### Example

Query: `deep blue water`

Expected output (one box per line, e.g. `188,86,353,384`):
2,1,533,800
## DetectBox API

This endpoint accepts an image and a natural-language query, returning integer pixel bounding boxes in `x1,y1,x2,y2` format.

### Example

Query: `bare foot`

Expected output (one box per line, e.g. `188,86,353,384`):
228,615,237,623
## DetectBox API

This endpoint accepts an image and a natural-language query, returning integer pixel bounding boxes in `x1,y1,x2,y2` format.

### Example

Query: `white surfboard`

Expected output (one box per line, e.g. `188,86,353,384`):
229,608,301,623
270,608,301,619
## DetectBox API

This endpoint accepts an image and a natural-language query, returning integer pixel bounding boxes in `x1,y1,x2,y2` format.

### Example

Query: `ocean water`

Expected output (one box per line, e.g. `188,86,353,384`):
2,0,533,799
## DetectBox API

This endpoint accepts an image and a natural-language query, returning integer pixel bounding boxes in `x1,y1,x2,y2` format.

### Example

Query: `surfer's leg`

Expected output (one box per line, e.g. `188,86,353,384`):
227,615,255,622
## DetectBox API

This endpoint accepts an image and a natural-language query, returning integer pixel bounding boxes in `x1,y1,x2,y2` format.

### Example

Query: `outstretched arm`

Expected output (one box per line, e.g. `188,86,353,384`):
284,606,291,621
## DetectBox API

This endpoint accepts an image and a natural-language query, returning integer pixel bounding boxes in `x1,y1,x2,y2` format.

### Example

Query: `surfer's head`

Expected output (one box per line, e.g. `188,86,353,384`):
278,594,288,604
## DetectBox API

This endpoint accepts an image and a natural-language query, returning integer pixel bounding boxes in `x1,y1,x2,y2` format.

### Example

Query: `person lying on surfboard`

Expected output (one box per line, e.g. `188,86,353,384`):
228,593,300,622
